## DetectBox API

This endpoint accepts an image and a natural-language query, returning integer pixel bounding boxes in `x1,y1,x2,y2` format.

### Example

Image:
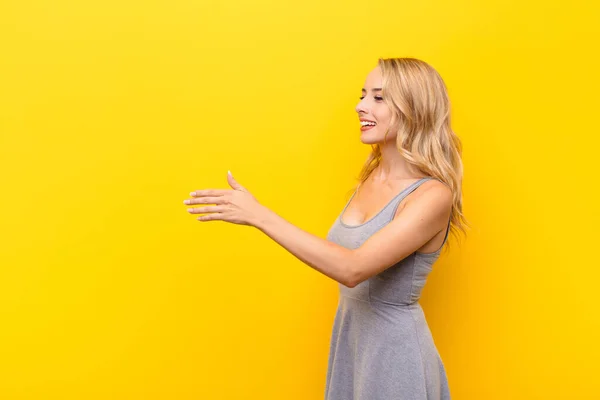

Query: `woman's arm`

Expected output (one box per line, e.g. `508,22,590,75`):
251,206,355,287
251,181,451,288
187,173,449,288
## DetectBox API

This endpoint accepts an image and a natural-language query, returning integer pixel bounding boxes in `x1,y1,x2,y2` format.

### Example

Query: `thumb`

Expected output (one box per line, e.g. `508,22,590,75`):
227,170,248,192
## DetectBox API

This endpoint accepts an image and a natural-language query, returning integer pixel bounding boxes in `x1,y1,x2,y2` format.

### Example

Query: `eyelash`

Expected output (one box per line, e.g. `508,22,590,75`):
359,96,383,101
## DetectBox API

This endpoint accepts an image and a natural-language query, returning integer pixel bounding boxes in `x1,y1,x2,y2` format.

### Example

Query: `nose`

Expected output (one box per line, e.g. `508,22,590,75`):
355,99,368,114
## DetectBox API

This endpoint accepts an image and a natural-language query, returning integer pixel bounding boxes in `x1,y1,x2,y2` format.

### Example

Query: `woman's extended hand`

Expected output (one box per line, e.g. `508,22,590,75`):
184,171,265,226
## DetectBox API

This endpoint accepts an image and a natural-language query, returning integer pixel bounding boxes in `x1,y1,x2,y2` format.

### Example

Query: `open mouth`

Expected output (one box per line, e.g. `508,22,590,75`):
360,121,377,131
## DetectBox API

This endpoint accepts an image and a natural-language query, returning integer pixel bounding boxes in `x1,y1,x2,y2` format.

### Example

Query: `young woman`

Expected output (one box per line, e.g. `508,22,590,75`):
184,57,467,400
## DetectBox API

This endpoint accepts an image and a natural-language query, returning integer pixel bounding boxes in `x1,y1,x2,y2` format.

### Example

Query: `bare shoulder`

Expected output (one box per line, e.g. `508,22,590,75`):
402,178,453,213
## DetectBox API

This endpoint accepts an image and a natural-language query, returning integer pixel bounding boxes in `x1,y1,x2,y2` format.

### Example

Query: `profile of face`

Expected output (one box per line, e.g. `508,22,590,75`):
355,66,394,145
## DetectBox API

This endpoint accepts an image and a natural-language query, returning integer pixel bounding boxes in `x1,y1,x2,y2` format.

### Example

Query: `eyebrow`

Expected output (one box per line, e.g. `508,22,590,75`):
361,88,382,92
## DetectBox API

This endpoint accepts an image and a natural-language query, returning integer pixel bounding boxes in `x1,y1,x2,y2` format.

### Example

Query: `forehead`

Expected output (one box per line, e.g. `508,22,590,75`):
362,66,382,89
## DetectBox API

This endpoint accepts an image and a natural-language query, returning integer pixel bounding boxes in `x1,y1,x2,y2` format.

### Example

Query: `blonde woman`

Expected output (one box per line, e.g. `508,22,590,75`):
184,57,467,399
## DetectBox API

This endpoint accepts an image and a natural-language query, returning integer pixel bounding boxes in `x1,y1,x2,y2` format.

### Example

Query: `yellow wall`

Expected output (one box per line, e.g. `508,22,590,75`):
1,0,598,398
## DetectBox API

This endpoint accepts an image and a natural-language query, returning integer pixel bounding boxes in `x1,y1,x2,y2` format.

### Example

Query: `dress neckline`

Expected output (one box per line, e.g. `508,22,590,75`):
339,177,431,229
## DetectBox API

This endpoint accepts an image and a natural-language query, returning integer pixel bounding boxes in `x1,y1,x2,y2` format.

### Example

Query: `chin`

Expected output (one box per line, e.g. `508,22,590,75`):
360,133,384,145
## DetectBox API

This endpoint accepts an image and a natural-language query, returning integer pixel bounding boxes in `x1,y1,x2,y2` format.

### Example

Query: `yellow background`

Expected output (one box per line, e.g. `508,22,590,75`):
1,0,598,398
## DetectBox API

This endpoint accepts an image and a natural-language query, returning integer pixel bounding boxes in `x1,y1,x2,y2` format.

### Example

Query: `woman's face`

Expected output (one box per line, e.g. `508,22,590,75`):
355,66,393,144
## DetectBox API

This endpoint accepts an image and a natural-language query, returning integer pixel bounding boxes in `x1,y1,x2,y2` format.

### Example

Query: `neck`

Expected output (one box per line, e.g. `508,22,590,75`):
373,142,425,181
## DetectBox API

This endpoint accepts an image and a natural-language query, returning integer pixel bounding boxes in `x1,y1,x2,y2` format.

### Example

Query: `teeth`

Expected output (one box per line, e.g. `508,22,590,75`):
360,121,376,126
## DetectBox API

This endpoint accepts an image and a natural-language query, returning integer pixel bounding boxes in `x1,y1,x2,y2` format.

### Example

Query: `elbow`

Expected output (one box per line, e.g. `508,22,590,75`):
341,249,363,288
344,280,358,289
343,265,362,288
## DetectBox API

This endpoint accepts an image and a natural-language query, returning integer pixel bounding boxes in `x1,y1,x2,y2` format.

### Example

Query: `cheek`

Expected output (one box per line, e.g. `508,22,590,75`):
375,111,392,127
373,105,392,125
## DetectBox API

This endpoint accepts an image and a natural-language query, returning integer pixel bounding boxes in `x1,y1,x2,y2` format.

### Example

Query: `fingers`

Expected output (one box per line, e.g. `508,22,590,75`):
183,196,224,206
187,205,225,214
190,189,228,197
197,213,223,222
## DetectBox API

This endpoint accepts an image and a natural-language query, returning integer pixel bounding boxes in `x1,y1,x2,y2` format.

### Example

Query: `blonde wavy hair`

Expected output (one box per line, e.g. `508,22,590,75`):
353,57,470,248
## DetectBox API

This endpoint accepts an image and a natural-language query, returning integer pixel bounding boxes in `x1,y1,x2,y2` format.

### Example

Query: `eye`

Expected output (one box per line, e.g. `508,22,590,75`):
359,96,384,101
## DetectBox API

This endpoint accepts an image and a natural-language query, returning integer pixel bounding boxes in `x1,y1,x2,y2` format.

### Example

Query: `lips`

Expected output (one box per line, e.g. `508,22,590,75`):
360,119,377,131
360,123,376,131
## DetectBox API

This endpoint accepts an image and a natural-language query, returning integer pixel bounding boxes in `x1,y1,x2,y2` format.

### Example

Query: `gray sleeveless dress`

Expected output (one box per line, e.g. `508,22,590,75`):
324,177,451,400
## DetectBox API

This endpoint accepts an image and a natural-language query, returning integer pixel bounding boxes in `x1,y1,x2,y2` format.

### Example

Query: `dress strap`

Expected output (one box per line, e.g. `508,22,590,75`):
387,177,435,221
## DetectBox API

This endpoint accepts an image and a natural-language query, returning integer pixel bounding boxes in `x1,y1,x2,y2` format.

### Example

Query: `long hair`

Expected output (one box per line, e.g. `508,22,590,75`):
353,57,470,248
